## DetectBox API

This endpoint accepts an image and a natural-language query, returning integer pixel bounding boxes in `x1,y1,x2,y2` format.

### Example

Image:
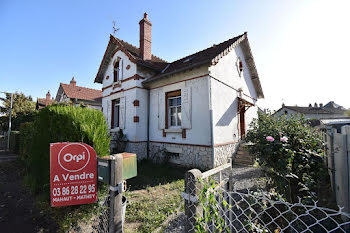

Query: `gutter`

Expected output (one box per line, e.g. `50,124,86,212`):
147,88,150,159
208,73,215,168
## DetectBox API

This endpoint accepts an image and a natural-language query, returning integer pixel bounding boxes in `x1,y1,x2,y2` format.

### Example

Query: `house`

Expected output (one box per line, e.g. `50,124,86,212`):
55,77,102,110
274,101,348,120
36,91,55,110
94,13,264,169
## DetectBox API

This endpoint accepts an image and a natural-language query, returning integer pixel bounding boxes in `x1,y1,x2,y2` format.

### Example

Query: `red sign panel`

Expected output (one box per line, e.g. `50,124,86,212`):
50,142,97,207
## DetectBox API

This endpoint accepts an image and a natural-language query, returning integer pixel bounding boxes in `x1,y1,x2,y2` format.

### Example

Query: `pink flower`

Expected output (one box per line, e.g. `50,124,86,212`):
280,136,288,143
266,136,275,142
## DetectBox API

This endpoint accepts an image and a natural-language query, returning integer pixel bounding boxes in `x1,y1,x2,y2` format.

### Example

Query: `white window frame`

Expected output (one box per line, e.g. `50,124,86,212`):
113,98,120,129
168,95,182,128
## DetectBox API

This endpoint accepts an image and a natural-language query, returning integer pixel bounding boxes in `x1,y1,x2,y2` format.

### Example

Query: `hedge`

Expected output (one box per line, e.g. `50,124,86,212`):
9,131,20,154
22,105,110,193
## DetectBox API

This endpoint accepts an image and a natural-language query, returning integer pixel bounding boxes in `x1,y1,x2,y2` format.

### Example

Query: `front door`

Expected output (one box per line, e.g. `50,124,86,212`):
239,107,246,138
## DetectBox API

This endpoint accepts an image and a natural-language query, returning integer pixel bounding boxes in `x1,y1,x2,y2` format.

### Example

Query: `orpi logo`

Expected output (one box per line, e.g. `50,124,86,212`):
58,143,90,172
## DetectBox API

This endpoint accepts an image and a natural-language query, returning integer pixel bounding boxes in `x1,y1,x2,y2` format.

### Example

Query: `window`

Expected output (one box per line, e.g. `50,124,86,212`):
166,90,181,128
113,60,120,82
236,57,243,76
112,98,120,128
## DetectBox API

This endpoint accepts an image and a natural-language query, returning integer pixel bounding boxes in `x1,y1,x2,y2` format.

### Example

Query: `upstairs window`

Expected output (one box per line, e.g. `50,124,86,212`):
236,57,243,76
166,90,181,128
112,98,120,128
113,60,120,82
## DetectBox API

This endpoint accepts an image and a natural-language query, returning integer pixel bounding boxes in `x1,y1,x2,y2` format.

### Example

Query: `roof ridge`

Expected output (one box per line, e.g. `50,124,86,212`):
111,35,168,63
61,83,102,92
167,33,246,64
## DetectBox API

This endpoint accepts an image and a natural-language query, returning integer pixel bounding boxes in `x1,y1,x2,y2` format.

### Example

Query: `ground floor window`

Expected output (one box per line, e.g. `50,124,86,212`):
166,90,181,128
112,98,120,128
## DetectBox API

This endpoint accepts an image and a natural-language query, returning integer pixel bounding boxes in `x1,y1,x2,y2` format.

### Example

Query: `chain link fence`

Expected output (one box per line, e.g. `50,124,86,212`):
92,194,110,233
184,165,350,233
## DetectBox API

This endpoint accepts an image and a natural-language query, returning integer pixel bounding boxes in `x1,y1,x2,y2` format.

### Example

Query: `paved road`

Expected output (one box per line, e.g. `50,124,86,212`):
0,153,58,233
0,149,18,162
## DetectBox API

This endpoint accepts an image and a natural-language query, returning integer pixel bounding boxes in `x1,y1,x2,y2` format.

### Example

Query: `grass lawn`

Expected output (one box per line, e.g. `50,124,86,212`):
124,160,187,233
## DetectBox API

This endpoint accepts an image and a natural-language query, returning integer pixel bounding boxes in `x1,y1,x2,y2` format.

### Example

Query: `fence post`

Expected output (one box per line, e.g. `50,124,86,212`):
185,169,202,233
109,154,123,233
341,126,350,214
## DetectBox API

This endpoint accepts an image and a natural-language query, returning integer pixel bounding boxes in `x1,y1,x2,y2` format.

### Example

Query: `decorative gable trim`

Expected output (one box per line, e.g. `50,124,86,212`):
111,48,137,64
211,33,247,66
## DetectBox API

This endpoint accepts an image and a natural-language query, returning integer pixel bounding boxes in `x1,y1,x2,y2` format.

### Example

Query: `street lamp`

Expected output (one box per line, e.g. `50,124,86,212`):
0,91,13,151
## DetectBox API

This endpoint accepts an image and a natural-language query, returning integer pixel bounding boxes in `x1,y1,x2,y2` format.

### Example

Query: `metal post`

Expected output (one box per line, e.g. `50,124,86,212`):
109,154,123,233
7,93,13,151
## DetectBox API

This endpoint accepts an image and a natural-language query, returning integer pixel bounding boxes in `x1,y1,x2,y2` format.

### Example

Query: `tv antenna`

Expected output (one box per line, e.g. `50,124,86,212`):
112,20,119,35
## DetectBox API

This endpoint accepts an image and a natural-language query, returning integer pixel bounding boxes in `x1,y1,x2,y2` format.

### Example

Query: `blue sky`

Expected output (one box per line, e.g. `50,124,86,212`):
0,0,349,110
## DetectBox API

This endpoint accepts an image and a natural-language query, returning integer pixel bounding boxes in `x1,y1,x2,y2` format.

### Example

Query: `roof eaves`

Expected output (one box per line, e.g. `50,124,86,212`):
142,60,211,85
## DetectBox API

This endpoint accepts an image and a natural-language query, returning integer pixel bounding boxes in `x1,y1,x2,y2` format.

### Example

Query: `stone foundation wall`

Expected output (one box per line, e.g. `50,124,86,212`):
125,142,147,160
213,142,239,167
149,142,212,170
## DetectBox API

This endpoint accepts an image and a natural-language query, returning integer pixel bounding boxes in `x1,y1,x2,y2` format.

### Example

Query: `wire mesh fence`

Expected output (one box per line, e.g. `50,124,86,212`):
92,194,110,233
184,167,350,233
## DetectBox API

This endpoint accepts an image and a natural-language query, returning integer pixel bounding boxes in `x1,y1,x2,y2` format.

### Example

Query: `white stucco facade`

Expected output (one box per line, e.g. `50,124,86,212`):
99,36,263,170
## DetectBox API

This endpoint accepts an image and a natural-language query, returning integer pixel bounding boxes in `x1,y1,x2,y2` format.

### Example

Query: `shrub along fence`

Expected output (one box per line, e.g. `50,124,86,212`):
20,105,110,193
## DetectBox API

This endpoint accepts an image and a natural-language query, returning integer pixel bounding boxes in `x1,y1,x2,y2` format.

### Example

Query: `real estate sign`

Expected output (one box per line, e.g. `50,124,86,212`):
50,142,97,207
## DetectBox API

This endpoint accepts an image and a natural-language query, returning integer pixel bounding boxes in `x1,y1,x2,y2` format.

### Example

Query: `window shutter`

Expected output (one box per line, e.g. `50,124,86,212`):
158,91,165,129
119,60,123,80
181,86,192,129
107,100,112,129
119,97,126,129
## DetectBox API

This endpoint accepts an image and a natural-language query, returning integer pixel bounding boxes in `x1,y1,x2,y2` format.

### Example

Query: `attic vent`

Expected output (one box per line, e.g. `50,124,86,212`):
183,56,194,63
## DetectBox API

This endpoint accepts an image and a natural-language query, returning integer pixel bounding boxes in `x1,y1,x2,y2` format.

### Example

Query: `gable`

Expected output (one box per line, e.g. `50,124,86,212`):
208,37,263,100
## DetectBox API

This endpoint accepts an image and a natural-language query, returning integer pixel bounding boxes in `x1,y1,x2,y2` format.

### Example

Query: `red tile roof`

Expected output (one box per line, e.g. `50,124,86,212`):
36,98,55,109
60,83,102,101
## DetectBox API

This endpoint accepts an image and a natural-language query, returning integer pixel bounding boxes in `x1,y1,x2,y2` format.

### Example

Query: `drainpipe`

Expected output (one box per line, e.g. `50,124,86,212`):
208,74,215,168
147,88,150,159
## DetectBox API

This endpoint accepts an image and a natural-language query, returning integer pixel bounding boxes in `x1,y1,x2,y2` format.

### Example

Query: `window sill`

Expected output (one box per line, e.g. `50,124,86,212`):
164,128,182,133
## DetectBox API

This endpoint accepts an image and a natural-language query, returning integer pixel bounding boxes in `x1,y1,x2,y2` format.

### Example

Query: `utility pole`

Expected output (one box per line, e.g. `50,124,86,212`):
0,91,13,151
7,93,13,151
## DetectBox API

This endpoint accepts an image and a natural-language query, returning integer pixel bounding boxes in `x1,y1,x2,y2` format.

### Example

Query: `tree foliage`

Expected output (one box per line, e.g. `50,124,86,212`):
0,92,36,118
245,113,329,204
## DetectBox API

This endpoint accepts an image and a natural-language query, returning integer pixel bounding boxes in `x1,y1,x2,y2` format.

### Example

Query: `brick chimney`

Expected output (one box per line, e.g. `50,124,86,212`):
139,13,152,60
70,77,76,87
46,91,51,101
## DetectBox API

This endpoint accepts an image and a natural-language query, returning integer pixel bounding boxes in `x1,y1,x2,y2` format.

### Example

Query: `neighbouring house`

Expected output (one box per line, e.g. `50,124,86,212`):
36,91,55,110
274,101,348,120
94,13,264,169
55,77,102,110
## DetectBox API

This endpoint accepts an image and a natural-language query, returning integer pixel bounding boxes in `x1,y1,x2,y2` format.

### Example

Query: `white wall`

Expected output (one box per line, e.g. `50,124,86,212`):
209,44,259,145
147,66,212,146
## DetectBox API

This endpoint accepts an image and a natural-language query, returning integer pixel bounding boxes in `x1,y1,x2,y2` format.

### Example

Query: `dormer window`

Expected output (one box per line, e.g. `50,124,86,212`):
236,57,243,76
114,60,120,82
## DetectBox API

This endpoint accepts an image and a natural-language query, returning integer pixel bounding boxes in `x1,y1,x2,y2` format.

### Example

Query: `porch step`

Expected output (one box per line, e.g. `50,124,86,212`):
233,143,254,166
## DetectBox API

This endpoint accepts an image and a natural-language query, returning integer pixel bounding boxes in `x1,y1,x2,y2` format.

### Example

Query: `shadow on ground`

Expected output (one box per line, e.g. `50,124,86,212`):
126,160,187,191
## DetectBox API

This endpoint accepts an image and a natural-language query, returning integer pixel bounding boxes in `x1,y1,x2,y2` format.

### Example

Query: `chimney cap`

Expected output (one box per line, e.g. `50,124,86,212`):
144,12,148,19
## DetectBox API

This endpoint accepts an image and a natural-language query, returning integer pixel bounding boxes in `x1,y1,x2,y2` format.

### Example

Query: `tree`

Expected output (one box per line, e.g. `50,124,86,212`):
0,92,36,131
0,92,36,118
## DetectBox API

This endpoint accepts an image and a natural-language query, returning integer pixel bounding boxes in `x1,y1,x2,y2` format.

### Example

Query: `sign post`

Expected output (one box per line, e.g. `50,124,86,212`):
50,142,97,207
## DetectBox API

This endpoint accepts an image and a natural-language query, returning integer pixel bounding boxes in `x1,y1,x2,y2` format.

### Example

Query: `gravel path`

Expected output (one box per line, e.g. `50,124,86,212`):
0,153,58,233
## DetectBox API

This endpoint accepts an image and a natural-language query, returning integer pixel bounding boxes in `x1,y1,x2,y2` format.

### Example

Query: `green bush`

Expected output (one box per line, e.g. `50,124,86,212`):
9,131,20,153
19,122,35,160
25,105,110,193
245,113,328,203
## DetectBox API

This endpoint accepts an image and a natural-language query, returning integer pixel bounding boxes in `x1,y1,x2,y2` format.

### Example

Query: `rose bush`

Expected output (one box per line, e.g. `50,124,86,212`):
245,113,329,203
